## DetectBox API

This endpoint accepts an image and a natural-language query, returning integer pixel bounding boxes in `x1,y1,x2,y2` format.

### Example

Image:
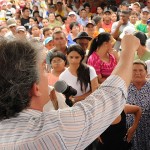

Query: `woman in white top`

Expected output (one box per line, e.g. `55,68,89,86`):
59,44,99,104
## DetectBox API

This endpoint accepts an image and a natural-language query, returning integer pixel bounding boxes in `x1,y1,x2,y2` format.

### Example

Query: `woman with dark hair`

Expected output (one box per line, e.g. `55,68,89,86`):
134,31,150,61
87,32,118,84
29,25,44,41
67,22,80,46
96,6,103,17
59,44,99,103
48,51,67,86
29,17,39,29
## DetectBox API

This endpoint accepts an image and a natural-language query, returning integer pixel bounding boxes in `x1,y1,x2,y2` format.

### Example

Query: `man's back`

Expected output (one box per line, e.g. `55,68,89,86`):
0,76,126,150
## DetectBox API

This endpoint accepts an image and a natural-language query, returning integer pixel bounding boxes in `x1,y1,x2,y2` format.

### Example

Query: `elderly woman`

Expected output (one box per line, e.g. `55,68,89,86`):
126,59,150,150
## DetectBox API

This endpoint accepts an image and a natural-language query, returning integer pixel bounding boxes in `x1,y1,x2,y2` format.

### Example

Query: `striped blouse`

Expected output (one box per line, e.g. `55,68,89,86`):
0,75,126,150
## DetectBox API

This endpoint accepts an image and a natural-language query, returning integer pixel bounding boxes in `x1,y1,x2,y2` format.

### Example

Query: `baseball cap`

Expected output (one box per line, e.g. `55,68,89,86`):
121,1,130,7
16,26,26,32
43,37,53,45
142,8,149,13
2,3,7,6
49,5,55,8
133,2,141,7
120,26,136,39
85,20,95,27
103,8,112,14
57,0,63,4
7,2,12,6
68,11,76,16
6,18,17,28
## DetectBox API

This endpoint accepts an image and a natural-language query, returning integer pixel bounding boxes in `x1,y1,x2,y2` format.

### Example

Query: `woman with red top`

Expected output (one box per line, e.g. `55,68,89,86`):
87,32,118,84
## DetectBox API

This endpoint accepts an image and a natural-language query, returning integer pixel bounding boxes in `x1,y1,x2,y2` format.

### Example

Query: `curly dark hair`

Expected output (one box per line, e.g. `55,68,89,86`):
0,38,42,121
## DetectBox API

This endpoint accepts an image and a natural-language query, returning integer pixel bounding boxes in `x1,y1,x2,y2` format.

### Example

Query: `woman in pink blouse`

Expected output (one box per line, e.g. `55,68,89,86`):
87,32,118,84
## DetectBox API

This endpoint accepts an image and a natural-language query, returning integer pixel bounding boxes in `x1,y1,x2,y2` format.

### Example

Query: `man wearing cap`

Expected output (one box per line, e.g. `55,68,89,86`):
5,18,17,39
85,21,95,38
68,11,80,24
132,2,141,14
119,1,130,11
73,31,92,63
66,11,83,33
16,26,27,39
135,8,149,33
43,37,54,51
102,8,113,33
5,2,16,20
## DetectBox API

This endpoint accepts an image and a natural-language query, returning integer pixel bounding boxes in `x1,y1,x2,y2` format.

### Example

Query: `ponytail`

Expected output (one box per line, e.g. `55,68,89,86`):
87,37,98,59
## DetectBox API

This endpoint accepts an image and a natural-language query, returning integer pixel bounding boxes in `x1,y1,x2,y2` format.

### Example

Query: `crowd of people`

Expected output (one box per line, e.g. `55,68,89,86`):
0,0,150,150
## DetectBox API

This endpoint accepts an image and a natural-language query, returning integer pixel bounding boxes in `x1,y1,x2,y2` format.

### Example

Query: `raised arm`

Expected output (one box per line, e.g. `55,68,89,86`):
111,35,140,88
53,35,140,149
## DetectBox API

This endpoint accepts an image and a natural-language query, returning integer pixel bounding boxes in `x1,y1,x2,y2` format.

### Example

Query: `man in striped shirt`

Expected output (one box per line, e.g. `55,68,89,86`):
0,35,140,149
